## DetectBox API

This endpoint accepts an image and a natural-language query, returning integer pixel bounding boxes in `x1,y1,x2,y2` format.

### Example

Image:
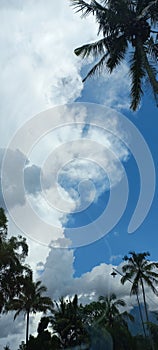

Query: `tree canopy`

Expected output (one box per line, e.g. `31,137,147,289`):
71,0,158,110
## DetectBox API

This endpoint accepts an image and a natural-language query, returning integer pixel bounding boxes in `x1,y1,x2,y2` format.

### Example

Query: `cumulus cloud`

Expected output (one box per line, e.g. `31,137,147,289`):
0,0,97,148
0,103,130,247
41,247,158,313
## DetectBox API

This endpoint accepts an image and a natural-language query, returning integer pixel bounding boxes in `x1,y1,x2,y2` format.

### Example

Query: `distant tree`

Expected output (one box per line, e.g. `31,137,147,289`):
6,271,53,349
71,0,158,110
0,208,29,313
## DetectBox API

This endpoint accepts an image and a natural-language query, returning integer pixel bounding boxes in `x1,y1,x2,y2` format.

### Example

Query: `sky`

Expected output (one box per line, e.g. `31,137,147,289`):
0,0,158,348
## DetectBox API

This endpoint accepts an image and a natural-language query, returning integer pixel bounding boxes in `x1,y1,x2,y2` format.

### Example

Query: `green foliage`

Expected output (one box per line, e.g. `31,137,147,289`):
71,0,158,110
51,294,89,348
0,208,29,313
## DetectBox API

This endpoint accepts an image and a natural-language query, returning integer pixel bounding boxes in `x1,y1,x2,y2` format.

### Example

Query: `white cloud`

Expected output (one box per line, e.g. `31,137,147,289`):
41,248,158,314
0,0,98,148
1,103,130,247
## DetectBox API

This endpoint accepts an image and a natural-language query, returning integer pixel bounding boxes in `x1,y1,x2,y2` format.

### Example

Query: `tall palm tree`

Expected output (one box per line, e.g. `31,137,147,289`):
121,251,158,327
6,272,53,349
71,0,158,110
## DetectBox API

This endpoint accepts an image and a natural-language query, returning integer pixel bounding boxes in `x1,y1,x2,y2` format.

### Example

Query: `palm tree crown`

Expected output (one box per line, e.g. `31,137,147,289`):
121,251,158,295
71,0,158,110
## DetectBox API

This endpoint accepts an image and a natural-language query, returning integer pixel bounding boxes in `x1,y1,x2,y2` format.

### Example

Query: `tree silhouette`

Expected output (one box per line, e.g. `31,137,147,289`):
71,0,158,110
6,271,53,349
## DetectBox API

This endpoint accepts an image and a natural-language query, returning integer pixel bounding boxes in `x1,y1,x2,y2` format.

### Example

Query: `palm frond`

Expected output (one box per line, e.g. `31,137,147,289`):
82,52,109,81
142,274,158,295
141,44,158,104
74,36,111,58
70,0,105,18
137,0,158,20
130,41,146,110
106,34,128,72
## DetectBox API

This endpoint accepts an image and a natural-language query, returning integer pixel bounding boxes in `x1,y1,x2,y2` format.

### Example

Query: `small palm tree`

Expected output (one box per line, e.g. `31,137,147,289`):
98,293,133,327
71,0,158,110
7,272,53,349
121,251,158,326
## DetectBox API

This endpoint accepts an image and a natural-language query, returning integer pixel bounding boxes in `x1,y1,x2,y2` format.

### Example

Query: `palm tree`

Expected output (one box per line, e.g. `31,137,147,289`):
98,294,134,328
6,272,53,349
121,251,158,329
71,0,158,110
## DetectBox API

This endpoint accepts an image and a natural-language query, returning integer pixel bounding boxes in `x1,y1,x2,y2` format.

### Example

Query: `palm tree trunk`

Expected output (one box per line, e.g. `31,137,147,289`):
136,292,146,337
140,278,149,323
140,278,155,350
26,310,30,349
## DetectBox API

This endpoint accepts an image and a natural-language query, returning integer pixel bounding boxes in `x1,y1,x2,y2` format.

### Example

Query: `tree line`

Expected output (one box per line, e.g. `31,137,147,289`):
1,207,158,350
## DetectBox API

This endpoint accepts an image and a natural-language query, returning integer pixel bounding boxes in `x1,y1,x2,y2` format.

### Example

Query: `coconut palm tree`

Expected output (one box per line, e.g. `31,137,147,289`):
6,272,53,349
98,294,134,329
121,251,158,327
71,0,158,110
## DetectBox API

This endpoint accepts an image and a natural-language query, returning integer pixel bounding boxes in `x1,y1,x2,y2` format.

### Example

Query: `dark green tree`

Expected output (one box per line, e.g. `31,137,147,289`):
0,208,29,313
71,0,158,110
51,294,89,348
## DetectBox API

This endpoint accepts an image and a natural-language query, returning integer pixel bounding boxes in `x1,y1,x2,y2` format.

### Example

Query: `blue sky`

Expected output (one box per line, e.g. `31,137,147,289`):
71,80,158,276
0,0,158,347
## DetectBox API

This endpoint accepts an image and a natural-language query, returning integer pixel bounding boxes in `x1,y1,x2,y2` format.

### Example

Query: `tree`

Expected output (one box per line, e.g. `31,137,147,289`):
0,208,29,313
71,0,158,110
6,272,53,349
121,251,158,344
51,295,89,348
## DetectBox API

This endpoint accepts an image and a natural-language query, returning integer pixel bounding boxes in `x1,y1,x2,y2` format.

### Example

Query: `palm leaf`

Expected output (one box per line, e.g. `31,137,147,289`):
130,41,146,110
70,0,105,18
146,37,158,61
141,44,158,103
82,52,109,81
74,39,105,58
106,34,128,72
